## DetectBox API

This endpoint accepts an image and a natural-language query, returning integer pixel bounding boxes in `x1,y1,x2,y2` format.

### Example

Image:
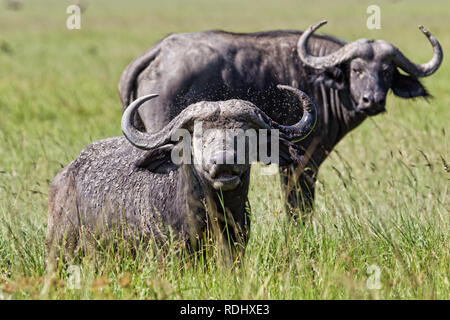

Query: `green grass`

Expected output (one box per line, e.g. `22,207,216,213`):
0,0,449,299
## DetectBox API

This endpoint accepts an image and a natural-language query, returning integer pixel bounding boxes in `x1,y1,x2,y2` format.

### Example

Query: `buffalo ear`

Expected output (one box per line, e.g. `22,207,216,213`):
391,69,430,98
135,144,179,173
256,133,302,167
310,66,346,90
278,139,303,167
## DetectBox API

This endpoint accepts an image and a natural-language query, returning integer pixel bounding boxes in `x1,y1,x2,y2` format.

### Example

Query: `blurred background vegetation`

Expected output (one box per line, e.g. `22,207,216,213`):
0,0,448,299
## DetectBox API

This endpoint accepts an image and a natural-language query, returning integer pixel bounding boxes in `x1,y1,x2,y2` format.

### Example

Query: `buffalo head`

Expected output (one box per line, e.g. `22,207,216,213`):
121,86,317,191
298,20,443,116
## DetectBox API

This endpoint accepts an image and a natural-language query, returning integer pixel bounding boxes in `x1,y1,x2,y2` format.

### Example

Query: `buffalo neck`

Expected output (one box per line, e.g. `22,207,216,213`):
177,164,250,248
313,82,367,152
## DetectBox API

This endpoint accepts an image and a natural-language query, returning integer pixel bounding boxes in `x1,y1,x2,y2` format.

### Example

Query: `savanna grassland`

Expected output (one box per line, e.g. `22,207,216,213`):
0,0,448,299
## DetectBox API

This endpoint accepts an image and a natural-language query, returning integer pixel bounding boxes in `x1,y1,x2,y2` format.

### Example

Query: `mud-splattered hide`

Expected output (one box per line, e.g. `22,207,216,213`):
118,20,442,216
46,86,316,262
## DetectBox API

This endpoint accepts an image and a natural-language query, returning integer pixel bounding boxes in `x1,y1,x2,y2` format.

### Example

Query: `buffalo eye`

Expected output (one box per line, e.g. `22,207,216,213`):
352,67,362,75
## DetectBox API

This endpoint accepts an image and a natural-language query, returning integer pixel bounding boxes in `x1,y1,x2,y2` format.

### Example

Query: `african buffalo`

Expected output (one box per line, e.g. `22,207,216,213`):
118,21,443,217
46,86,316,263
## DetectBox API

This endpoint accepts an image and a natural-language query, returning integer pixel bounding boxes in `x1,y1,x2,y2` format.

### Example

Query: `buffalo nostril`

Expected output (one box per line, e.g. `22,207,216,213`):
209,164,242,180
207,152,236,176
209,153,226,166
218,153,234,165
362,97,370,104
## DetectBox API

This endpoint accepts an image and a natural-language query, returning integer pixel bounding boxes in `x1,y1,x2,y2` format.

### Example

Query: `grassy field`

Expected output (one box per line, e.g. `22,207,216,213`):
0,0,448,299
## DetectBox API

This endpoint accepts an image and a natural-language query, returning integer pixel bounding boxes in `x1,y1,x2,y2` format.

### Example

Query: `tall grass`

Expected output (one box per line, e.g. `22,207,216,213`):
0,0,448,299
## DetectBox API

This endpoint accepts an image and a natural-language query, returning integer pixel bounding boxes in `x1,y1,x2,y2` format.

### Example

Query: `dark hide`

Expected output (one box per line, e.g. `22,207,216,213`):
46,100,303,265
118,29,438,217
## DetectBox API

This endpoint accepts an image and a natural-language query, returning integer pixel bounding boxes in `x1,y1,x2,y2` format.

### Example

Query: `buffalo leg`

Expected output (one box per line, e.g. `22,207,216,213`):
279,166,316,222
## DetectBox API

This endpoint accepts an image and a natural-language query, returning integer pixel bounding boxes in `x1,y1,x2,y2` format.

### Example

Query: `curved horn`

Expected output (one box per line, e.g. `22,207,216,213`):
275,85,317,142
122,94,221,150
121,94,171,150
297,20,372,69
390,25,443,77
